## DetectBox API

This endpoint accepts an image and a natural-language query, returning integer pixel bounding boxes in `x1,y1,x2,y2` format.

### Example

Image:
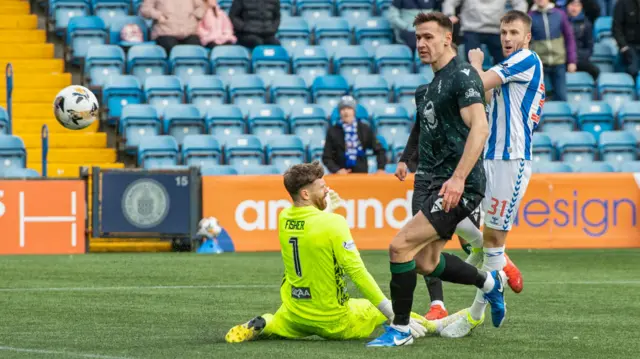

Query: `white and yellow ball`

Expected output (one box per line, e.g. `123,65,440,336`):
198,217,222,237
53,85,99,130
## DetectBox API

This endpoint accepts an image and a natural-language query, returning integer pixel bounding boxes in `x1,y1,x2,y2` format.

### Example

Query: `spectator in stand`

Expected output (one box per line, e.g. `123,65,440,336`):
197,0,237,49
443,0,528,65
527,0,601,23
139,0,207,54
323,96,387,175
566,0,599,80
530,0,577,101
386,0,442,53
613,0,640,79
228,0,281,49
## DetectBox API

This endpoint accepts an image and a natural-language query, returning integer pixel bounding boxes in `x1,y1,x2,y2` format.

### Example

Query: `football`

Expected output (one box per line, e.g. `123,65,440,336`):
52,85,99,130
197,217,223,238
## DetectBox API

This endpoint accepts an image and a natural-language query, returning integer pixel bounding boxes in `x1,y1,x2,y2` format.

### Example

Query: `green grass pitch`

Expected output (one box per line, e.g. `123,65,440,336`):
0,249,639,359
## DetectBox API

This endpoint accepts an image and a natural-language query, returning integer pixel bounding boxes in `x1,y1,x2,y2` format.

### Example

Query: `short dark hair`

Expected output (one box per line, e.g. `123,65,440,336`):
500,10,532,30
413,11,453,33
283,161,324,199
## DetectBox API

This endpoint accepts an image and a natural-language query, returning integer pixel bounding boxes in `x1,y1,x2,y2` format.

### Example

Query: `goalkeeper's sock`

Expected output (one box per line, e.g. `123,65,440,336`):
431,253,489,289
469,247,506,321
424,276,444,303
455,217,483,248
390,260,417,327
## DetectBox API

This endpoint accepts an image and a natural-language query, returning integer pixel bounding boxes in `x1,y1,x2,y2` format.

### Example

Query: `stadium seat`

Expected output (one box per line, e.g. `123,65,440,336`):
169,45,210,85
532,133,555,162
371,104,411,147
290,105,328,146
333,46,372,87
91,0,131,28
574,162,615,173
555,131,597,163
292,46,330,87
590,43,615,73
186,76,226,111
597,73,636,114
247,105,288,137
233,164,280,175
66,16,108,64
311,75,349,115
353,17,394,54
576,101,614,139
270,75,310,114
137,135,179,169
533,162,573,173
314,18,351,58
277,17,311,54
200,165,238,175
127,44,168,86
228,75,266,115
181,135,221,167
374,44,413,77
539,101,576,133
0,107,8,134
390,143,405,163
566,72,595,104
217,0,233,11
598,130,637,163
84,44,125,88
336,0,374,18
205,105,245,136
619,161,640,172
0,167,40,179
119,104,161,151
0,135,27,169
391,74,430,111
593,16,612,41
376,0,393,13
102,75,143,121
264,135,306,167
162,104,205,146
220,135,264,166
280,0,294,15
50,0,91,34
144,75,183,109
297,0,334,24
251,46,291,86
618,101,640,143
353,75,390,111
211,45,251,77
306,135,326,162
108,16,151,47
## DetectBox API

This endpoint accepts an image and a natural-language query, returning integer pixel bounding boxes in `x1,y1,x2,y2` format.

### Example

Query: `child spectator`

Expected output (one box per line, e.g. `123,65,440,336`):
566,0,600,80
197,0,237,49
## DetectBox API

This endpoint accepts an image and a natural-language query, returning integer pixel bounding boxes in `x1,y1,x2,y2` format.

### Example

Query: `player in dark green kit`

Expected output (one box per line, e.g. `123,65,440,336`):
367,12,507,347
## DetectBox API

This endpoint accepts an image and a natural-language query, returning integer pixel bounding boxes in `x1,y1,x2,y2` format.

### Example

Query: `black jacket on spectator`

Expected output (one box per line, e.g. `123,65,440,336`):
569,12,594,61
613,0,640,48
322,122,387,174
228,0,281,37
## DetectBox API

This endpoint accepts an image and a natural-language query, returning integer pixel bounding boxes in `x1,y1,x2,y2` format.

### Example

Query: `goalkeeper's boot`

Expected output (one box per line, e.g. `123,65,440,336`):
225,316,266,343
427,308,469,334
440,309,485,338
366,325,413,347
503,253,523,293
424,303,448,321
465,247,484,268
483,270,507,328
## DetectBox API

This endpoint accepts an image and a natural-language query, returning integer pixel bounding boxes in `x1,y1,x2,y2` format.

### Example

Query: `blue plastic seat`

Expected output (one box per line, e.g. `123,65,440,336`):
108,16,151,47
566,72,595,104
264,135,305,166
593,16,612,41
0,135,26,169
374,44,413,77
228,75,266,116
200,165,238,176
84,44,125,88
91,0,131,28
556,131,597,164
618,101,640,142
127,44,168,85
336,0,374,17
533,162,573,173
66,16,108,64
182,135,221,167
292,46,330,87
50,0,90,34
221,135,264,166
333,46,372,87
169,45,210,85
271,75,310,114
589,43,615,74
297,0,334,23
314,18,350,58
119,104,161,151
598,130,637,163
371,104,411,147
390,143,405,162
251,46,291,86
391,74,430,111
575,162,615,173
247,105,288,137
576,101,614,140
311,75,349,115
306,135,326,162
205,105,245,136
290,105,328,146
353,17,394,54
597,73,636,114
277,17,311,54
353,75,390,111
0,167,40,179
186,76,226,111
233,164,280,175
102,75,143,121
0,107,8,134
376,0,393,13
539,101,576,133
162,104,204,146
211,45,251,77
144,75,183,109
137,135,179,169
532,133,555,162
619,161,640,172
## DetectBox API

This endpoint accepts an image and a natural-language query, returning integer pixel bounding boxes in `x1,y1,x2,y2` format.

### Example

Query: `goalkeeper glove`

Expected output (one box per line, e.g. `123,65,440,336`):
377,299,427,339
324,188,345,213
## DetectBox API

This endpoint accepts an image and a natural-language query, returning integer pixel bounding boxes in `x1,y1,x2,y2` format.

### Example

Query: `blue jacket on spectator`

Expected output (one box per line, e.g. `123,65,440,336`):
529,3,578,66
568,11,594,62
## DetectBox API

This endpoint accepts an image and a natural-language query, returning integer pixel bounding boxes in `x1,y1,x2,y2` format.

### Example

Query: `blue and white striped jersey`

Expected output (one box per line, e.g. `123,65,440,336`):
484,49,545,161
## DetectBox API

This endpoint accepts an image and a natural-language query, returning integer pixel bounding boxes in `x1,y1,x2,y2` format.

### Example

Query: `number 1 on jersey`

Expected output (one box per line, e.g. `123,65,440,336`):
289,237,302,277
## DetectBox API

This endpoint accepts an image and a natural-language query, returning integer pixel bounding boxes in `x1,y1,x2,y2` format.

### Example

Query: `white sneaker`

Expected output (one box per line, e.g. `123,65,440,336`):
428,308,468,334
440,310,485,338
465,248,484,269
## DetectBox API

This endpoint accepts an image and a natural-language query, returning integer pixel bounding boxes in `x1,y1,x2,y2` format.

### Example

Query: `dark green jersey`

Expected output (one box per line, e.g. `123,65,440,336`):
414,56,486,196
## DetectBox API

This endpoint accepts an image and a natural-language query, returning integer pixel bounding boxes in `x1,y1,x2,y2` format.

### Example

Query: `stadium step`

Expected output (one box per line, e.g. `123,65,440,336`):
0,30,45,44
0,88,63,105
21,132,107,149
0,59,65,73
0,15,38,30
0,2,31,14
28,162,125,177
0,44,54,59
0,73,71,89
12,119,99,134
13,104,72,118
26,148,117,163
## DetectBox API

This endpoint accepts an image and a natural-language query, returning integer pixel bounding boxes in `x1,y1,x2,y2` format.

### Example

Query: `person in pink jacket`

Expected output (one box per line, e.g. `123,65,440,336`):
139,0,207,54
197,0,237,49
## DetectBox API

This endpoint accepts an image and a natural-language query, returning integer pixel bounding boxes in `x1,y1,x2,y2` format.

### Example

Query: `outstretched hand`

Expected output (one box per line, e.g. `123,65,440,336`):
439,176,464,212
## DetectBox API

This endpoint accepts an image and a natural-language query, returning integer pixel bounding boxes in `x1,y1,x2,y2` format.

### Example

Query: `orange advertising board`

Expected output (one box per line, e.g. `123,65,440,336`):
0,180,86,255
202,173,640,252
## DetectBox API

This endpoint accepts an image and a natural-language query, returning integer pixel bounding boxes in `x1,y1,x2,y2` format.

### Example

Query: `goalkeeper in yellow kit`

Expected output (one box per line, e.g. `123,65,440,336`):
225,161,430,343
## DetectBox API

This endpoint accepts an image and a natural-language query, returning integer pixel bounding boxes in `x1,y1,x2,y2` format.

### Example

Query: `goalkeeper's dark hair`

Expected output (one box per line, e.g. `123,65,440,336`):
283,161,325,199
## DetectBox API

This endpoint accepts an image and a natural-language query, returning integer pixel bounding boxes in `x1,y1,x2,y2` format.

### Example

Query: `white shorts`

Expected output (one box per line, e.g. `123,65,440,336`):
482,159,532,231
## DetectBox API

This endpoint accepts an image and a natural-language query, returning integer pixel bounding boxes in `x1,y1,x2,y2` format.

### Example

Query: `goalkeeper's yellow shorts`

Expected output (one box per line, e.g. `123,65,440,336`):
261,298,387,340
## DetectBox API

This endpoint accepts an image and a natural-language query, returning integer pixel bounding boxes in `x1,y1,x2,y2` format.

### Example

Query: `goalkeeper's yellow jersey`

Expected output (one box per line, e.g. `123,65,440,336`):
277,205,386,323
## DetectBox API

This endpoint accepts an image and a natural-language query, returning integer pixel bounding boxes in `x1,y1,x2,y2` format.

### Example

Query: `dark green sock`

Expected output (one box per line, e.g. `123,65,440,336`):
390,260,417,326
461,243,472,255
